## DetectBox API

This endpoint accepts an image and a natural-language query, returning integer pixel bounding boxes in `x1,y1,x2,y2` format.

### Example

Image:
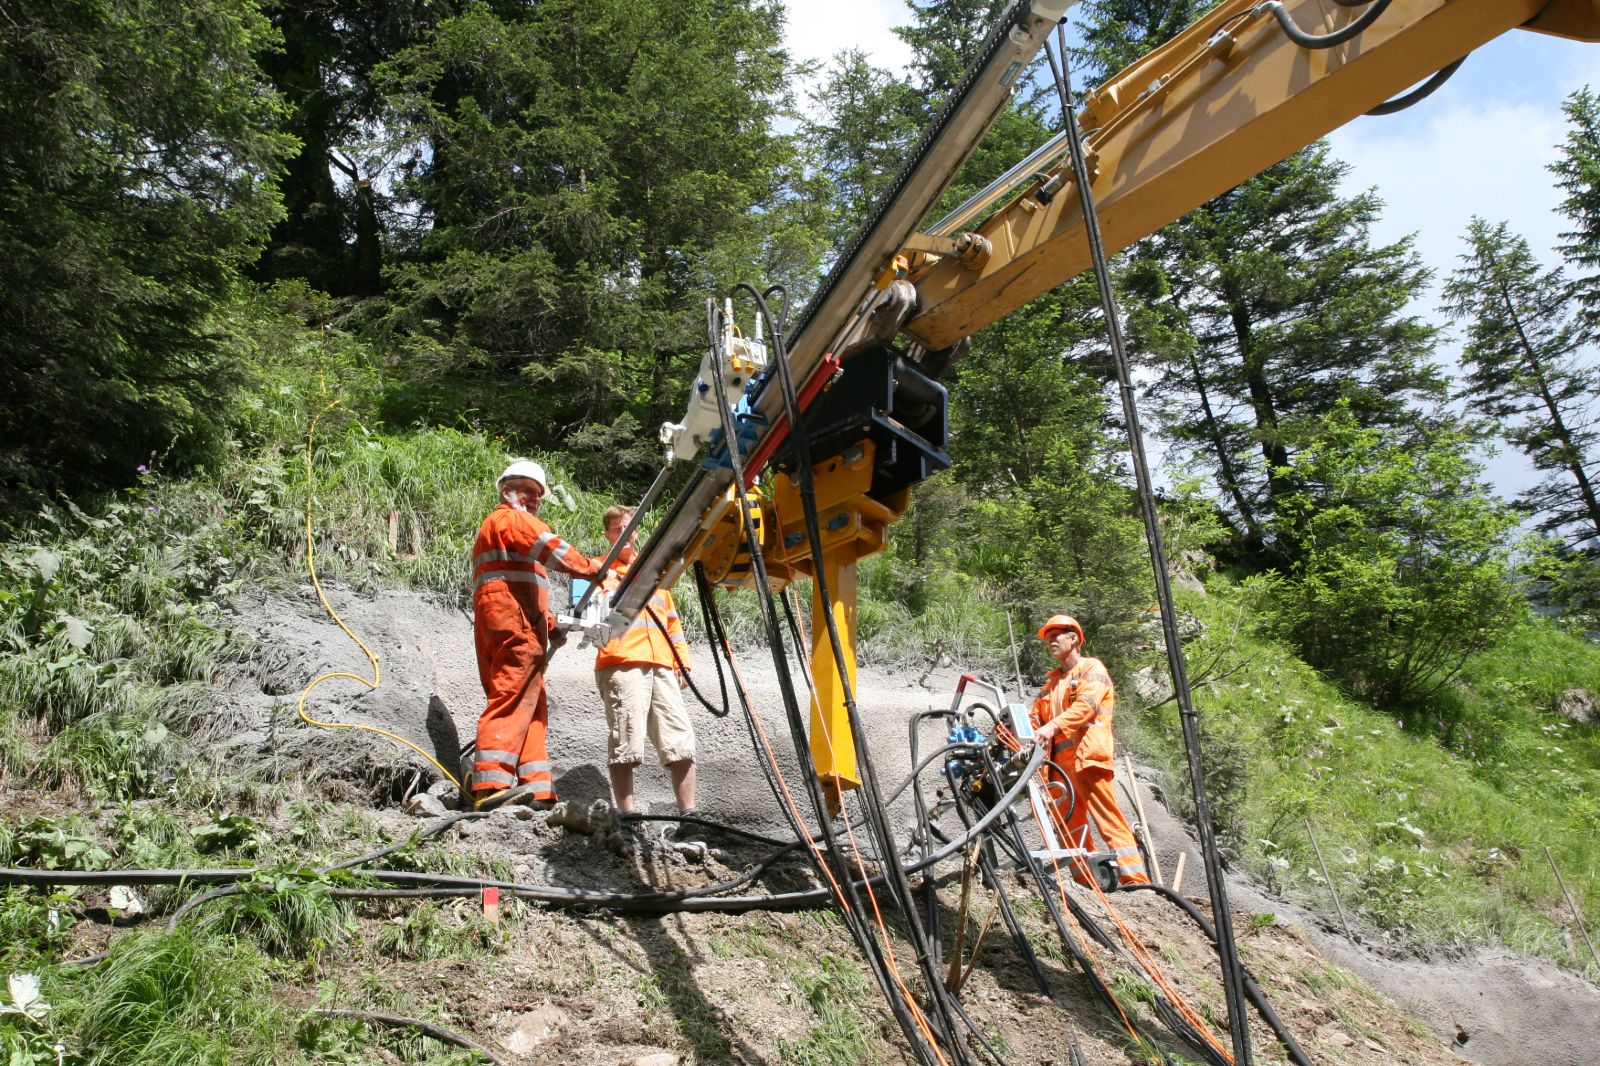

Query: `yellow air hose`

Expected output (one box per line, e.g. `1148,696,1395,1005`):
294,398,464,791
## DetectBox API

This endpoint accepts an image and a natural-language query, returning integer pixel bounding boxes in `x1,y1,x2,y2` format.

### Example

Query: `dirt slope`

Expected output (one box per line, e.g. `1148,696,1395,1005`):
213,583,1599,1065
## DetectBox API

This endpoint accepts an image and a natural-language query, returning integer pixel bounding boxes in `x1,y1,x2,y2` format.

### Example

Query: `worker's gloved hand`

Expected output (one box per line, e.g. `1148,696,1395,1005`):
548,628,568,652
1033,721,1058,749
678,669,691,691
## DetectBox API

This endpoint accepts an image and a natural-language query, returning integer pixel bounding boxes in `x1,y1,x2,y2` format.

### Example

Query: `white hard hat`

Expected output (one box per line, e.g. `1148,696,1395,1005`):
497,459,548,494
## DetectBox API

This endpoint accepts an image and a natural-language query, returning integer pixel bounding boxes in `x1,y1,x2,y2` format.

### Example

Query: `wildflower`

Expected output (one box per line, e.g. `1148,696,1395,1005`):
136,464,150,474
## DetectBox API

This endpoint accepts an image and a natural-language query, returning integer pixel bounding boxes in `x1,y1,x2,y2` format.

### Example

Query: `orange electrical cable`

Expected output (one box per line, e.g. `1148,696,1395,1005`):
1033,751,1233,1063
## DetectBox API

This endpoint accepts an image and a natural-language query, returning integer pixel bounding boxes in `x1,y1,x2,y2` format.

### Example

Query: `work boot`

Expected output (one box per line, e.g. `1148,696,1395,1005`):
665,809,709,845
473,783,540,812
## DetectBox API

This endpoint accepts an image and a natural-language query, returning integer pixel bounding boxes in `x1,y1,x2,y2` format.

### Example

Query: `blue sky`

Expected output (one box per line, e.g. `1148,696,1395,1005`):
782,2,1600,498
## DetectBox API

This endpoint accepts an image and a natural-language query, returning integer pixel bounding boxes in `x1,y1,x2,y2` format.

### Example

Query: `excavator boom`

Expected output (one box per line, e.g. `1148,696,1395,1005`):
906,0,1600,351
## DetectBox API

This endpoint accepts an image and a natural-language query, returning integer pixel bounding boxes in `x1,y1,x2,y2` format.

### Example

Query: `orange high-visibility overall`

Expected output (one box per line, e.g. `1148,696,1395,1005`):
1032,656,1150,886
470,503,599,801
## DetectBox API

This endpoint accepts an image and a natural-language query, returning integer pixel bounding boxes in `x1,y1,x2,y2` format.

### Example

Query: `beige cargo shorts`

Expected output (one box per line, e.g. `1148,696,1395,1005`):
595,663,696,766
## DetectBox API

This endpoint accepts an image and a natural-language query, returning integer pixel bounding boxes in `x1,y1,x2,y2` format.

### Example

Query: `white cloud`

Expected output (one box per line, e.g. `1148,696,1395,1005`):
1327,101,1569,281
783,0,913,73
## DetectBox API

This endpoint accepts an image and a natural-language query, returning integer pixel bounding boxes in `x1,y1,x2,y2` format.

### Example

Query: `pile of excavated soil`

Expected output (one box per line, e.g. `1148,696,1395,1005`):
216,582,1600,1066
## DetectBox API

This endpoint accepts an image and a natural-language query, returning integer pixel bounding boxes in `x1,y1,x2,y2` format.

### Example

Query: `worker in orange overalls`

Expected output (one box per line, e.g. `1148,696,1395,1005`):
593,504,698,819
469,460,600,810
1030,614,1150,887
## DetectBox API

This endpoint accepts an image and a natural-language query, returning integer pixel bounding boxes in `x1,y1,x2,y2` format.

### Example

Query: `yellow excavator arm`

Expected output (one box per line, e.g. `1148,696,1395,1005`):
606,0,1599,807
905,0,1600,351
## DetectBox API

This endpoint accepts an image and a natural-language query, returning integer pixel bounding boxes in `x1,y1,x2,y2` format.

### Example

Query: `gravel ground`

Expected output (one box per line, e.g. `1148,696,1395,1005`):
221,581,1600,1066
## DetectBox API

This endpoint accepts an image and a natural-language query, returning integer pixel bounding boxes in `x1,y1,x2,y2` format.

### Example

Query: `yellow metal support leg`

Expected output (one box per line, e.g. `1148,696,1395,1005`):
809,550,860,816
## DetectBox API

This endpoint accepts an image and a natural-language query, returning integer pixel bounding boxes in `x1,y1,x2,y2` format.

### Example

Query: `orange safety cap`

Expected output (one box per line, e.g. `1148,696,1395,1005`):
1036,614,1084,643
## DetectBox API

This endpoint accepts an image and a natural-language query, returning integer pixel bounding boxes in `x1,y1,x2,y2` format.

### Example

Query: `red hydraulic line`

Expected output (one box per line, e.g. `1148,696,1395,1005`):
741,353,842,487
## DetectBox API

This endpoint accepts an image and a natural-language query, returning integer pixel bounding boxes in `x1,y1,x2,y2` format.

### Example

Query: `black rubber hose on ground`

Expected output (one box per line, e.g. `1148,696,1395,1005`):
1125,883,1316,1066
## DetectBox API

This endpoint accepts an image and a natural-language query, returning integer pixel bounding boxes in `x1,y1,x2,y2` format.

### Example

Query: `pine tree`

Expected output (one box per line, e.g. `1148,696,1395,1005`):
0,0,292,508
1119,144,1443,560
1441,218,1600,556
371,0,816,483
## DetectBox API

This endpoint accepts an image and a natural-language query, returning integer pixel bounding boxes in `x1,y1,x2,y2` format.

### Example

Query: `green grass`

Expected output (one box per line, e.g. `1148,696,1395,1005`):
46,928,298,1065
1125,577,1600,978
777,952,884,1066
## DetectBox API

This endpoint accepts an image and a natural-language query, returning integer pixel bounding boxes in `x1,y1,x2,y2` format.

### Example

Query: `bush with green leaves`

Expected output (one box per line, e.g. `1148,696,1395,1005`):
1266,406,1528,705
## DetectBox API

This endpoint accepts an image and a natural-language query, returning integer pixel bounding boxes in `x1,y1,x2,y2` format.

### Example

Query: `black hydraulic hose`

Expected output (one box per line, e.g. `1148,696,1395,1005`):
1263,0,1392,49
994,803,1170,1061
1046,29,1254,1065
737,283,968,1063
702,300,937,1066
688,564,734,717
907,709,947,966
327,809,484,871
1365,56,1465,116
645,601,729,718
966,746,1230,1066
975,843,1052,997
941,754,1052,996
1127,883,1316,1066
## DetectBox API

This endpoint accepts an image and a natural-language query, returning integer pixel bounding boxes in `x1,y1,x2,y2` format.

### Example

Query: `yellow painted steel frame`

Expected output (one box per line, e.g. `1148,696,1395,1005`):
903,0,1598,351
762,441,910,808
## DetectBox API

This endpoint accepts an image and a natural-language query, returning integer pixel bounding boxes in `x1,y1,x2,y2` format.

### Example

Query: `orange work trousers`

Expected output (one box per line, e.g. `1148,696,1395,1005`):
472,583,557,801
1050,763,1150,887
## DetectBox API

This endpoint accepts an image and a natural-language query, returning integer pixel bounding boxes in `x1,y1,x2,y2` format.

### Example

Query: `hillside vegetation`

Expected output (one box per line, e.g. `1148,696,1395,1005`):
4,0,1600,1061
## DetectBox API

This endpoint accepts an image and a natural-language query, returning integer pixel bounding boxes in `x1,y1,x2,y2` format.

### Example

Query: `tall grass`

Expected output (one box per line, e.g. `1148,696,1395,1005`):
51,928,297,1065
1125,577,1600,977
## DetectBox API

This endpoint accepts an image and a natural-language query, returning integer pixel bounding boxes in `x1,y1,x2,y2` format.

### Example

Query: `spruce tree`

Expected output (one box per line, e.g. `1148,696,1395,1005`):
1120,145,1443,561
371,0,816,483
1551,85,1600,327
0,0,292,508
1441,218,1600,556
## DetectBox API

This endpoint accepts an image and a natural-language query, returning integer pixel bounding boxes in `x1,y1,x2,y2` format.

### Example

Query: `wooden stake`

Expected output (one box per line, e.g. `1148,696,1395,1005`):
1546,845,1599,971
1005,611,1025,701
1305,818,1353,940
1171,851,1187,894
1123,753,1162,885
946,844,980,991
953,904,999,995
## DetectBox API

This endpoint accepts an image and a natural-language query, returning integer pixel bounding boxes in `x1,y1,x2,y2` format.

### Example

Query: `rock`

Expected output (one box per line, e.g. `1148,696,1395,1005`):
108,885,145,919
403,793,449,818
1315,1025,1354,1048
1131,666,1170,707
511,804,537,820
425,777,457,799
626,1054,680,1066
453,817,479,839
1172,571,1207,596
501,1004,569,1054
1557,686,1598,725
